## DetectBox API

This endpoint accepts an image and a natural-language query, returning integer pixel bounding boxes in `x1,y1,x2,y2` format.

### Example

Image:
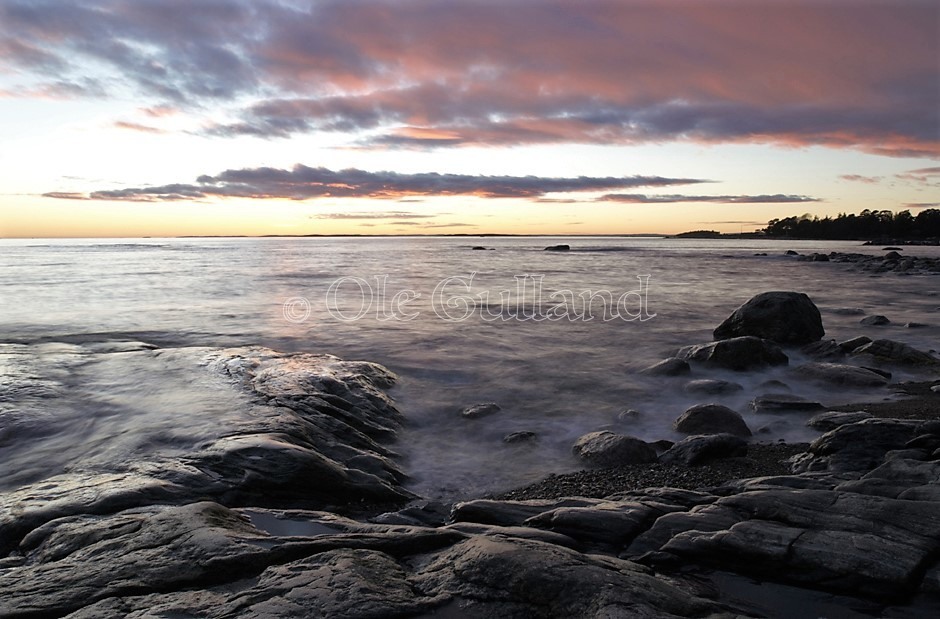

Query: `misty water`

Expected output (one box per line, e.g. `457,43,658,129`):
2,237,939,500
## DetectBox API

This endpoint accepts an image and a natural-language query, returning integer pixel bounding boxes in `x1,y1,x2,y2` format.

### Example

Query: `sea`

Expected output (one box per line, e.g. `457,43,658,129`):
2,236,939,500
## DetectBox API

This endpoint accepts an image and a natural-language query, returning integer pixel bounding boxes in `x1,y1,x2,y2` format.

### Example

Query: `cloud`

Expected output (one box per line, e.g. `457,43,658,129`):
839,175,882,184
312,211,437,220
41,192,89,200
903,202,940,209
598,194,821,204
896,166,940,184
50,164,709,202
113,121,165,133
0,1,935,157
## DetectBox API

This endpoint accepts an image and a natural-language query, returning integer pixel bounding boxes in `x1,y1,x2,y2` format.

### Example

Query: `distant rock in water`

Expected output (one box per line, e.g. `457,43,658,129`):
461,403,502,419
543,244,570,251
678,336,788,371
750,393,825,413
682,379,743,395
713,291,824,344
471,246,487,250
860,315,891,326
571,431,657,467
503,431,537,444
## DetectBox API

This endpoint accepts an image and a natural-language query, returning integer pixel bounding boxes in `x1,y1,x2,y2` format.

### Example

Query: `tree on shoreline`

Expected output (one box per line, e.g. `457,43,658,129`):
762,209,940,239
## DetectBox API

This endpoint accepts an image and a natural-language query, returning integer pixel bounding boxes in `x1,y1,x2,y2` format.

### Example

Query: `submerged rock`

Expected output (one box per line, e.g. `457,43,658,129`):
794,362,890,387
572,431,657,467
640,357,691,376
673,404,751,437
713,291,824,344
750,393,825,413
682,378,743,395
860,315,891,326
851,339,940,366
543,244,570,252
678,336,788,371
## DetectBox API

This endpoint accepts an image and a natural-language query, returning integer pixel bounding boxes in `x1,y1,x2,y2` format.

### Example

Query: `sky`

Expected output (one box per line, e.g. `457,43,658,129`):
0,0,938,238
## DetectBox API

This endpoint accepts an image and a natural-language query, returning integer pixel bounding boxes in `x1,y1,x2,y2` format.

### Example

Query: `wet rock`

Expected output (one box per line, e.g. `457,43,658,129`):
673,404,751,437
906,321,929,328
658,433,748,466
678,336,788,371
860,314,891,326
451,498,603,528
460,402,501,419
794,362,889,387
639,357,691,376
785,250,800,256
884,251,903,260
810,252,830,262
750,393,825,413
523,502,658,547
471,246,487,250
829,308,866,316
713,291,825,344
0,502,273,617
851,339,940,366
682,379,743,395
572,431,657,467
838,335,872,352
543,244,570,251
807,411,874,431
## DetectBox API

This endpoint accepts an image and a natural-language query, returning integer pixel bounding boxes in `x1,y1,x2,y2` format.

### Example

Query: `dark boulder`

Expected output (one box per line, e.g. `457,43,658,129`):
674,404,752,437
851,339,940,366
461,403,501,419
682,379,743,395
750,393,825,413
860,315,891,326
571,431,657,467
678,336,788,371
713,291,824,344
544,244,570,252
659,433,748,466
794,362,889,387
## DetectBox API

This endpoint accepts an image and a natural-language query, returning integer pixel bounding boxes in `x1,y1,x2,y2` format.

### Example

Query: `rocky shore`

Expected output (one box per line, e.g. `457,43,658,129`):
2,285,940,617
787,248,940,274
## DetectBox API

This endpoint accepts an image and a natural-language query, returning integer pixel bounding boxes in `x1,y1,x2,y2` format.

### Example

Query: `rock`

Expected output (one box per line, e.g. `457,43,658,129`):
451,498,604,528
414,536,722,618
673,404,751,437
503,431,538,444
659,433,748,466
713,291,825,344
682,379,743,395
883,247,903,251
884,251,903,260
794,362,889,387
543,244,570,252
932,385,940,394
810,252,830,262
523,503,658,547
807,411,874,431
906,321,928,328
571,431,657,467
785,250,800,256
838,335,872,352
639,357,691,376
750,393,824,413
860,315,891,326
461,402,501,419
851,339,940,366
678,336,788,371
651,489,940,600
616,409,642,423
471,246,487,250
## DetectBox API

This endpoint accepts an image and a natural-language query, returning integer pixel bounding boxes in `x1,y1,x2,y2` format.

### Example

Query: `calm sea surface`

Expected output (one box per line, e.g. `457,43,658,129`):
2,237,939,498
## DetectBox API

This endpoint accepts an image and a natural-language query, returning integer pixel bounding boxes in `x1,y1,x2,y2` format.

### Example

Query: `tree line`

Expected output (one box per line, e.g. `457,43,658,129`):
762,209,940,239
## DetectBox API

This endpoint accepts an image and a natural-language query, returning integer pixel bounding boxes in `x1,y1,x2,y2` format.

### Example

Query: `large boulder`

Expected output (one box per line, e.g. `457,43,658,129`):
674,404,752,437
794,362,889,387
678,336,788,371
571,431,657,467
714,291,824,344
